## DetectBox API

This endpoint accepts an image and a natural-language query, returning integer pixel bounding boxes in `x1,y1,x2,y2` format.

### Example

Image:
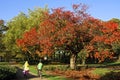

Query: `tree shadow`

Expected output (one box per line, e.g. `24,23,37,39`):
99,71,120,80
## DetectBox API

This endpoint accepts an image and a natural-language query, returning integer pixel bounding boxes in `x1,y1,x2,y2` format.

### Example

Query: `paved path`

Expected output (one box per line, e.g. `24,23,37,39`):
15,66,47,80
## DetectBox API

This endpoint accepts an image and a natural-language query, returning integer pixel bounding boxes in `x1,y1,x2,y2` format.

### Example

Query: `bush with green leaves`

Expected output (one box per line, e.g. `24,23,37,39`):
0,62,9,65
43,65,69,71
0,65,17,80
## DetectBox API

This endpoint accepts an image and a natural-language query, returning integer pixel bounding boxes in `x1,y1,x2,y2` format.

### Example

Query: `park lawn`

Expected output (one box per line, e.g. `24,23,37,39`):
15,61,120,80
29,65,38,74
91,61,120,76
103,61,120,66
47,76,70,80
29,65,69,80
0,62,9,65
92,68,111,76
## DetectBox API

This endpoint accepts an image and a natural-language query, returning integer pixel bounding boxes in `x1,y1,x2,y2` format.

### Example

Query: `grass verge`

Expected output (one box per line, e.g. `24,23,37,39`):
29,65,69,80
92,68,111,76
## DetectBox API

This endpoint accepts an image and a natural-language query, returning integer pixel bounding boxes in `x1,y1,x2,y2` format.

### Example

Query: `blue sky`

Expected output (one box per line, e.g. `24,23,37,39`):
0,0,120,22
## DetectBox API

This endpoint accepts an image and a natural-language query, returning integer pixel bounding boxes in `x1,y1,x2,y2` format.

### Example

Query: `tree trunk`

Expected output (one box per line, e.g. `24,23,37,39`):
70,53,76,70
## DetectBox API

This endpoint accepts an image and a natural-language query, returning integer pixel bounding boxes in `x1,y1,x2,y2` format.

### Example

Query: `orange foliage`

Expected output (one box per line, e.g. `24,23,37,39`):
86,18,119,62
16,3,90,56
94,50,113,63
102,21,118,33
16,27,38,53
16,4,120,62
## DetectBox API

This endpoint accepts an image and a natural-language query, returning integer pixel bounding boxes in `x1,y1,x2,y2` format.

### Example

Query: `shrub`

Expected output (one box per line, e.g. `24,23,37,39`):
0,65,17,80
0,62,9,65
43,65,69,71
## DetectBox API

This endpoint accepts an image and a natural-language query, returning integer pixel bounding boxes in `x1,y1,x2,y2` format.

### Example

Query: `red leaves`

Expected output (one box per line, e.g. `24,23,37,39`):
73,4,80,10
16,3,120,62
85,18,119,62
101,21,119,44
92,36,105,43
94,50,113,63
16,27,38,51
23,28,38,46
0,20,4,25
72,3,88,13
16,4,90,56
90,19,119,45
16,39,25,47
102,21,118,33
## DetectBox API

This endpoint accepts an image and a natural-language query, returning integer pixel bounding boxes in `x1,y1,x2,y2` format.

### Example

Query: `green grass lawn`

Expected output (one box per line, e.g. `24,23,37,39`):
92,68,111,76
0,62,9,65
29,65,38,74
91,61,120,76
10,61,120,80
29,65,69,80
103,61,120,66
48,76,70,80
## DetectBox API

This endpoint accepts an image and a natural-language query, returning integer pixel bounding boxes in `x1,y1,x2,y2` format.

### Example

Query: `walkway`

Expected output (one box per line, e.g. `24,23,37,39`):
15,67,47,80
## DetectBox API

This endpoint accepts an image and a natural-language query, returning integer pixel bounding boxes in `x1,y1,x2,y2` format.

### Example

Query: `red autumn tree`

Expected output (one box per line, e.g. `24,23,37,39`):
16,4,120,68
38,4,92,69
17,4,91,69
86,19,120,63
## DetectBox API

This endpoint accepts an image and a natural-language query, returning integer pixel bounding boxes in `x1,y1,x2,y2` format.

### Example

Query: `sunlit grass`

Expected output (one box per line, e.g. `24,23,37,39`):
17,61,120,80
29,65,38,75
92,68,111,76
29,65,69,80
0,62,9,65
48,76,70,80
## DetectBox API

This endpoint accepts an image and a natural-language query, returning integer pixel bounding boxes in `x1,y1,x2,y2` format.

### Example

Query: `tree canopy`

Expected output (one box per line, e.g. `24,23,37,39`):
3,7,49,56
3,4,120,69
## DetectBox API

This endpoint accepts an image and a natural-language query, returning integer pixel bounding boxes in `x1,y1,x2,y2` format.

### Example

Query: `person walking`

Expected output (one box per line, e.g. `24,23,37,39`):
23,61,29,78
37,60,43,78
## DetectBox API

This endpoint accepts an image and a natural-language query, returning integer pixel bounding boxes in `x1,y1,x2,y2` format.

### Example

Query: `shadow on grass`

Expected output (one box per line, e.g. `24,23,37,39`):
88,61,120,68
99,71,120,80
104,62,120,66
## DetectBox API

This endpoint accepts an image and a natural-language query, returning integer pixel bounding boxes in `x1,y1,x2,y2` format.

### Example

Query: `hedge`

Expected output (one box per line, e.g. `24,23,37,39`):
0,65,17,80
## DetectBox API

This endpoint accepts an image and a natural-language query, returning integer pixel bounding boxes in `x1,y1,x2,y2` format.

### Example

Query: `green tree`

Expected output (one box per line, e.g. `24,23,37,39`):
112,42,120,61
0,20,8,61
78,49,88,65
0,20,5,52
3,7,48,60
